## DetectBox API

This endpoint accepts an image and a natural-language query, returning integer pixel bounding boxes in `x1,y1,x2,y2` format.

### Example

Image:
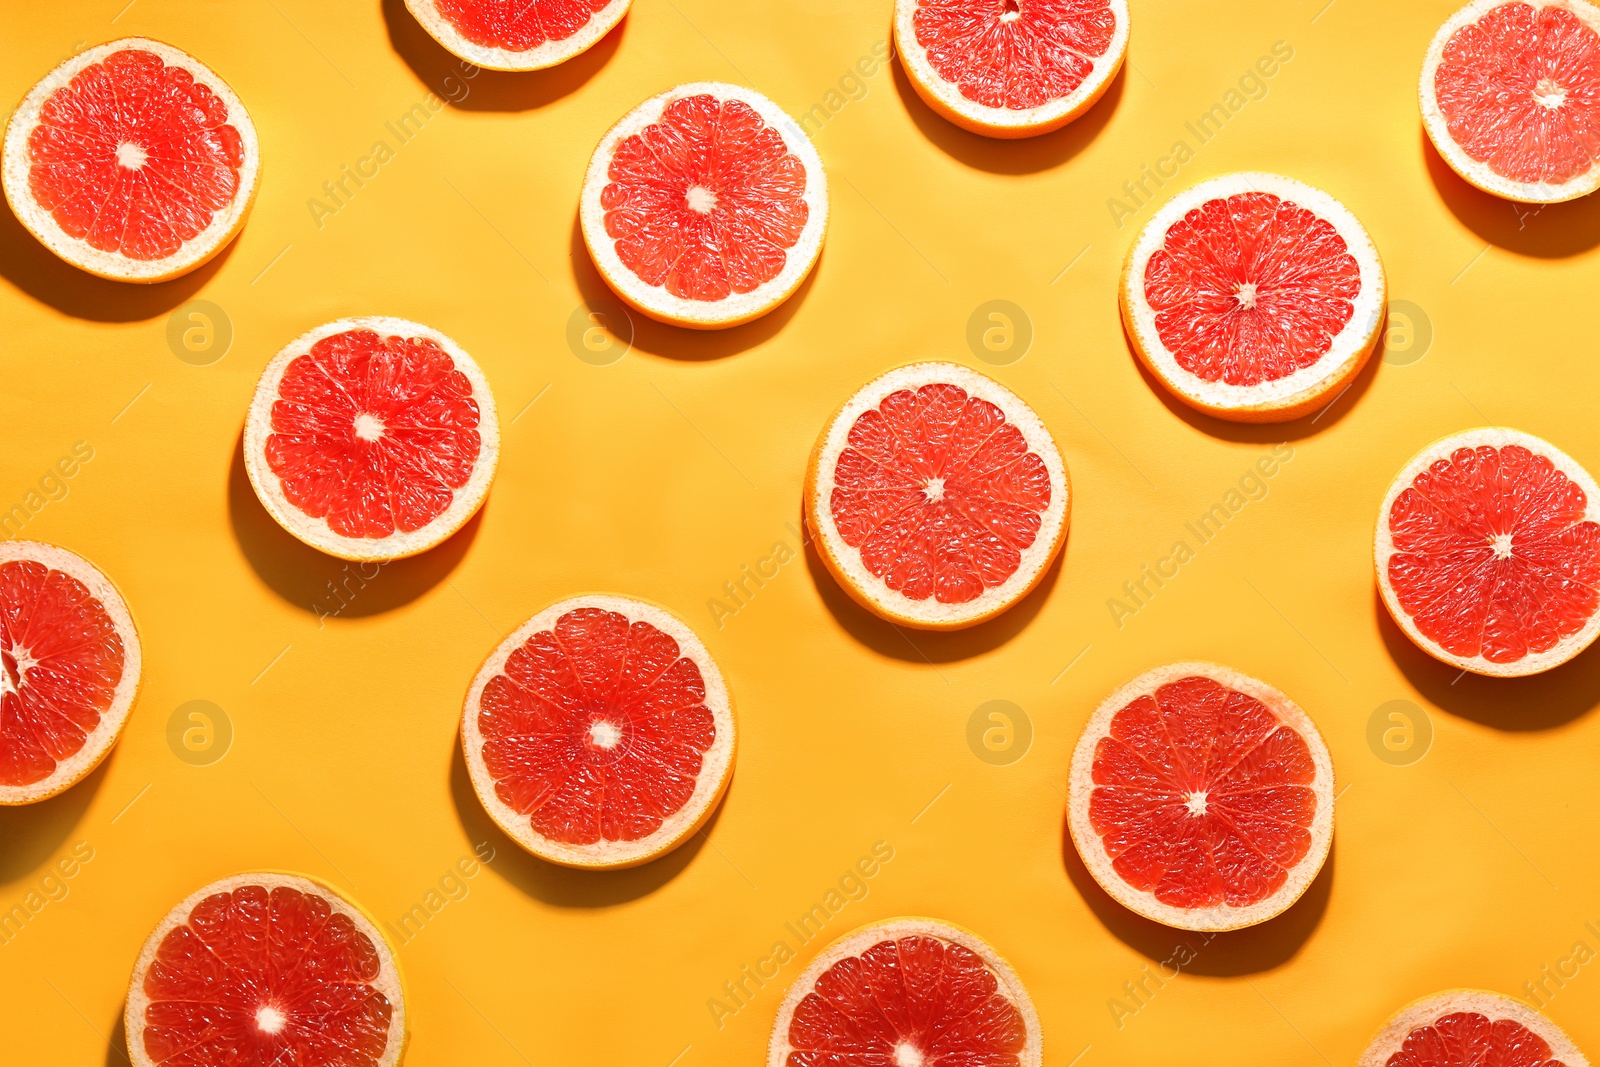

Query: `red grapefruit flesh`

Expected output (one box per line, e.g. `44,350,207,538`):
244,317,500,562
1422,0,1600,203
126,873,406,1067
2,38,259,282
462,594,736,869
405,0,630,70
0,541,140,806
768,918,1043,1067
1359,990,1589,1067
1376,428,1600,677
1067,663,1335,931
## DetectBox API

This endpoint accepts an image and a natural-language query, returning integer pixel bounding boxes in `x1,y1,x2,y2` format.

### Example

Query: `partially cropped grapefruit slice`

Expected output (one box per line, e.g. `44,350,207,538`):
1422,0,1600,203
404,0,629,70
462,594,735,869
243,317,500,562
126,872,406,1067
1359,990,1589,1067
0,541,140,806
1067,663,1335,931
1121,172,1386,423
804,362,1069,630
1377,428,1600,677
768,918,1043,1067
894,0,1129,138
579,82,827,328
2,38,259,283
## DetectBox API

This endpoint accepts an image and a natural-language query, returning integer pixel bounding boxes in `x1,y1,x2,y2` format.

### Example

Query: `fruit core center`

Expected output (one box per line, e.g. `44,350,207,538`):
1184,790,1208,816
685,185,718,214
1235,282,1260,310
893,1041,926,1067
922,476,946,503
1491,532,1514,559
353,413,386,442
0,650,19,699
999,0,1021,20
115,141,148,170
255,1005,288,1036
1533,78,1567,109
589,720,623,750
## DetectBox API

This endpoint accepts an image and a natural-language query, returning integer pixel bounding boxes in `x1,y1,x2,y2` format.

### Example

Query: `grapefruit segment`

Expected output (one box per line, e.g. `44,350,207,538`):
1121,172,1387,423
404,0,630,70
1376,427,1600,677
1359,990,1589,1067
461,594,736,868
1067,663,1335,931
2,37,259,282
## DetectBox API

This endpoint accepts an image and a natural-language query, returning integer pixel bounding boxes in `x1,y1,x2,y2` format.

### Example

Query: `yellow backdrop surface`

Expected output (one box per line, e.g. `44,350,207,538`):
3,0,1600,1064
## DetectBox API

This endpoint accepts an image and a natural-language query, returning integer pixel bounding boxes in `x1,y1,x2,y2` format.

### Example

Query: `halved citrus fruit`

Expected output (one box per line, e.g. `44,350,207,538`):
1359,990,1589,1067
1422,0,1600,203
1067,663,1335,931
1377,427,1600,677
2,38,259,283
462,594,735,869
1121,172,1386,423
243,317,500,562
0,541,140,806
804,362,1069,631
579,82,827,329
894,0,1130,138
404,0,630,70
126,872,407,1067
768,917,1043,1067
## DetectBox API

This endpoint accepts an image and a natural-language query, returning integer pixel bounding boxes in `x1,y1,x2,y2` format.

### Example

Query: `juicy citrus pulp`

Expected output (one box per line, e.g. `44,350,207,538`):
405,0,629,69
1358,990,1588,1067
913,0,1118,109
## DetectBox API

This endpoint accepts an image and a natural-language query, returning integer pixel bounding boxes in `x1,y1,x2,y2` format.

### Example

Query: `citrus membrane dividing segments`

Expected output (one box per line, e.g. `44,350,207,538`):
1,37,259,282
462,594,735,869
894,0,1129,138
579,82,828,328
243,317,500,563
1376,428,1600,677
126,872,407,1067
0,541,140,805
767,917,1043,1067
804,362,1069,630
1359,990,1590,1067
404,0,630,70
1067,663,1335,931
1422,0,1600,203
1121,172,1387,423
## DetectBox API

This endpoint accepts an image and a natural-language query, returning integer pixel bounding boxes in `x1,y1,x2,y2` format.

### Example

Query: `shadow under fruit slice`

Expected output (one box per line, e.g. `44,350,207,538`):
126,872,407,1067
1359,989,1589,1067
404,0,630,71
1067,662,1335,931
461,594,736,869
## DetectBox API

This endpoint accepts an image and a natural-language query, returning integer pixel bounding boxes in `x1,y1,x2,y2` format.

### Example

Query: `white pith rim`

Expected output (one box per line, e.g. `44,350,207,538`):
403,0,631,71
893,0,1129,138
2,37,260,283
243,316,501,563
579,81,829,329
804,362,1070,630
1121,172,1387,422
1375,426,1600,677
1420,0,1600,204
1066,662,1336,932
0,541,141,805
125,872,407,1067
1358,989,1590,1067
766,917,1043,1067
461,594,736,870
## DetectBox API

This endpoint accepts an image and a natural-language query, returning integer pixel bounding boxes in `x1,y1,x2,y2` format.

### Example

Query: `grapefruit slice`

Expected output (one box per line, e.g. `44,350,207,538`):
579,82,827,329
243,317,500,563
2,38,259,283
1067,663,1335,931
894,0,1130,138
1376,427,1600,677
804,362,1069,631
461,594,735,869
1359,990,1589,1067
0,541,140,805
1121,172,1387,423
404,0,630,70
1422,0,1600,204
768,917,1043,1067
126,872,406,1067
